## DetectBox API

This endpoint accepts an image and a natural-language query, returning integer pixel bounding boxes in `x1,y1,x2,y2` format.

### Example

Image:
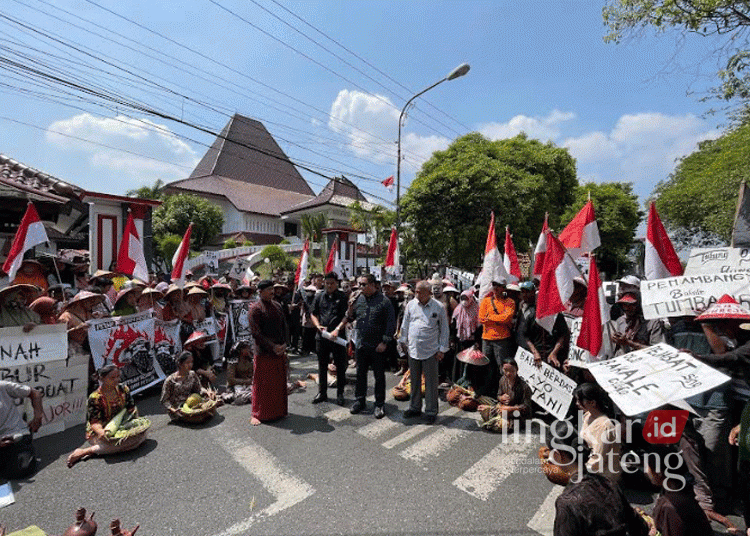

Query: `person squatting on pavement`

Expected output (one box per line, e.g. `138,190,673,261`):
399,280,450,424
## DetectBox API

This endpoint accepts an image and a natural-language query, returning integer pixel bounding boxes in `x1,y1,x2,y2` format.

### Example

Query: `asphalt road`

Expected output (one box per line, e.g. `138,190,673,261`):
0,353,740,536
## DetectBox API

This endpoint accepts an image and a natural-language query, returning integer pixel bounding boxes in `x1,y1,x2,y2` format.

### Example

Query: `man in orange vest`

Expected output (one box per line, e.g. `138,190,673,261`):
477,278,516,398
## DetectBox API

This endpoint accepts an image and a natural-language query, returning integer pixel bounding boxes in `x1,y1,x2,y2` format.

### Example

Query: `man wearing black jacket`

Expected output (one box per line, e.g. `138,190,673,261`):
311,272,349,406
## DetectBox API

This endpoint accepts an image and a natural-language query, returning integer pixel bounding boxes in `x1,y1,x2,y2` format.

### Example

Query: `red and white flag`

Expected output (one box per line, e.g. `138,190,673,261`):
576,256,610,361
644,202,683,280
559,200,600,259
171,223,193,288
503,227,521,283
532,213,549,277
117,212,149,283
324,237,342,279
536,231,579,333
384,227,400,275
2,202,49,282
294,239,310,291
382,175,395,192
476,212,511,300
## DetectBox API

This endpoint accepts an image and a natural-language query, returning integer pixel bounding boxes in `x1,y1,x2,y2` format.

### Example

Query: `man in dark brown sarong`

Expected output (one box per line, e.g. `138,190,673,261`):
249,280,289,426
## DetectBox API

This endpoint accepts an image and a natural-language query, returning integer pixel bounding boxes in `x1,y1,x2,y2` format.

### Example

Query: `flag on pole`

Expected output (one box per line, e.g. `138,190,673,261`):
558,200,600,259
532,213,549,277
382,176,395,192
171,223,193,288
644,202,683,280
294,239,310,291
536,231,579,333
503,227,521,283
2,202,49,282
117,212,149,283
475,212,511,300
324,237,342,279
576,255,610,360
384,227,400,275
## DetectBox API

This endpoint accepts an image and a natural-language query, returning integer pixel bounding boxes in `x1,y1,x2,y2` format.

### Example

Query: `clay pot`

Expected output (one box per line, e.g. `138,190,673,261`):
110,520,139,536
446,387,462,405
458,395,478,412
63,507,97,536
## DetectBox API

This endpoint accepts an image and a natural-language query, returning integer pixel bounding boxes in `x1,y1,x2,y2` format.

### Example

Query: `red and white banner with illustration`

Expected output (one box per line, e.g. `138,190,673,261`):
88,311,165,394
154,318,181,376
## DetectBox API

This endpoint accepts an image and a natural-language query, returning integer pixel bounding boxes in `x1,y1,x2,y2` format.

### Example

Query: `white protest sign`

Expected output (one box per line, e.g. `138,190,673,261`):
229,256,252,281
685,247,750,275
204,251,219,273
320,330,347,347
586,342,731,416
566,317,612,368
194,317,221,365
514,347,577,420
640,272,750,319
0,324,88,438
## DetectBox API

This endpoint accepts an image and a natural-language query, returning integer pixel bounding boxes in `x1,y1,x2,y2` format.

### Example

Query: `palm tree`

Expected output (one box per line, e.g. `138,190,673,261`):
127,179,165,200
301,212,328,268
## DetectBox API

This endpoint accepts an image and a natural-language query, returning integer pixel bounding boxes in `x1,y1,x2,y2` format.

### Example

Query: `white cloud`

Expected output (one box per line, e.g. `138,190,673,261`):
479,109,576,142
328,89,450,171
45,113,199,191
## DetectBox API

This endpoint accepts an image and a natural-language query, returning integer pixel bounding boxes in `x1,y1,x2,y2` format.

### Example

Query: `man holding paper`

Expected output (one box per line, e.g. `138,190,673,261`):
311,272,349,406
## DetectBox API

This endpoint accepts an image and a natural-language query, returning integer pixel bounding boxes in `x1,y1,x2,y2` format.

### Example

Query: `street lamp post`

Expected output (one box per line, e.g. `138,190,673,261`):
395,63,470,231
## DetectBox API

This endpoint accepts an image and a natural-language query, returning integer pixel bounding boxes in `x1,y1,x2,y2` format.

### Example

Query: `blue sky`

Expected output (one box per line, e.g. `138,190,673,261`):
0,0,723,210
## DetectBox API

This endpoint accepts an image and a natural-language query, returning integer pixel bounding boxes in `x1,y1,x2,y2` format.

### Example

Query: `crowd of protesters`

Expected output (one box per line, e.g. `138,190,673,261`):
3,253,750,536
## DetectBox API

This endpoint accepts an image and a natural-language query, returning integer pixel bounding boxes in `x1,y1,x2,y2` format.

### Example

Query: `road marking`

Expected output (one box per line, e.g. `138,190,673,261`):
452,440,532,501
526,485,563,536
212,433,314,536
357,417,401,439
324,394,393,422
381,406,461,449
399,414,478,464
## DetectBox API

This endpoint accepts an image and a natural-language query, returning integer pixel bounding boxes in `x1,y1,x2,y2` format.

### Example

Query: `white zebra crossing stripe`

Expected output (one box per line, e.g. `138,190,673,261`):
398,414,479,464
212,432,315,536
452,440,532,501
381,406,462,449
357,416,402,439
526,485,563,536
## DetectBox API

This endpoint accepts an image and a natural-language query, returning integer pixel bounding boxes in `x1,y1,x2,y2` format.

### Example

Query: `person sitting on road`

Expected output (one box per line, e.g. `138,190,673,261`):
478,360,532,432
161,351,215,420
183,331,217,390
0,380,44,479
67,365,147,467
575,382,623,484
222,341,253,406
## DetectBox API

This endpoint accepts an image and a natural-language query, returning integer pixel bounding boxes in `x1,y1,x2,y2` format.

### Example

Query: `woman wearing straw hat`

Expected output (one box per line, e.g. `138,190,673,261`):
184,286,208,324
0,284,41,331
112,285,142,317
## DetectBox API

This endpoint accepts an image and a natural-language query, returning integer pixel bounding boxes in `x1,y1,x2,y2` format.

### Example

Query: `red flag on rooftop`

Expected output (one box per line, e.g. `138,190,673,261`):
2,202,49,282
644,202,682,280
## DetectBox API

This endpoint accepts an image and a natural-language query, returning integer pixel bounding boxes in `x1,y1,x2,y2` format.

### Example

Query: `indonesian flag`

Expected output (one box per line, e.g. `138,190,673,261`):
324,237,342,278
117,212,149,283
476,212,511,300
536,231,579,333
384,227,400,275
532,213,549,277
171,223,193,288
576,256,610,361
559,200,600,259
645,202,683,280
382,175,394,191
2,202,49,282
503,227,521,283
294,239,310,291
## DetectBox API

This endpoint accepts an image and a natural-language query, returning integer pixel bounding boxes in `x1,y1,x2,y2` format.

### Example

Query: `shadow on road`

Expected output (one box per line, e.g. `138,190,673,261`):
271,413,335,435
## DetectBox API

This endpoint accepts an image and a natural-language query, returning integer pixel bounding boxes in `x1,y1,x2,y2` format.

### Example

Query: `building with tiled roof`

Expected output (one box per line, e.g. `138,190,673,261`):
164,114,316,245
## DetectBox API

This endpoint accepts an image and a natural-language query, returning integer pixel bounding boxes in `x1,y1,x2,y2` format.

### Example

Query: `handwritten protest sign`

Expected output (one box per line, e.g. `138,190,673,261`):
228,256,252,281
0,324,88,438
685,247,750,275
514,347,577,420
586,343,730,416
640,272,750,319
88,312,164,394
566,317,612,368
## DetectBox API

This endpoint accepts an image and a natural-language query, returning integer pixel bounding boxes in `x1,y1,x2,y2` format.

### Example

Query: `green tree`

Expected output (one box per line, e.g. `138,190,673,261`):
154,233,183,271
127,179,165,200
401,132,578,270
259,244,295,272
652,120,750,244
153,194,224,250
603,1,750,115
561,182,644,277
300,212,328,267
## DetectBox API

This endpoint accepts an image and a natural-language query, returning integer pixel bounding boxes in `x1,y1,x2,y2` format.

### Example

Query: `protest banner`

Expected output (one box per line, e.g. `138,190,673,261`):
228,256,252,281
214,312,229,356
586,343,731,416
514,347,577,420
229,300,254,342
193,317,221,365
154,318,181,376
0,324,88,438
685,247,750,275
639,272,750,319
88,311,164,394
204,250,219,273
566,317,612,368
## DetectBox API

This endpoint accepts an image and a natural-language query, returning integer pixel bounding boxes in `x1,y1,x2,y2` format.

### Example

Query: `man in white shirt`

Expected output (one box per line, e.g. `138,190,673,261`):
399,280,449,424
